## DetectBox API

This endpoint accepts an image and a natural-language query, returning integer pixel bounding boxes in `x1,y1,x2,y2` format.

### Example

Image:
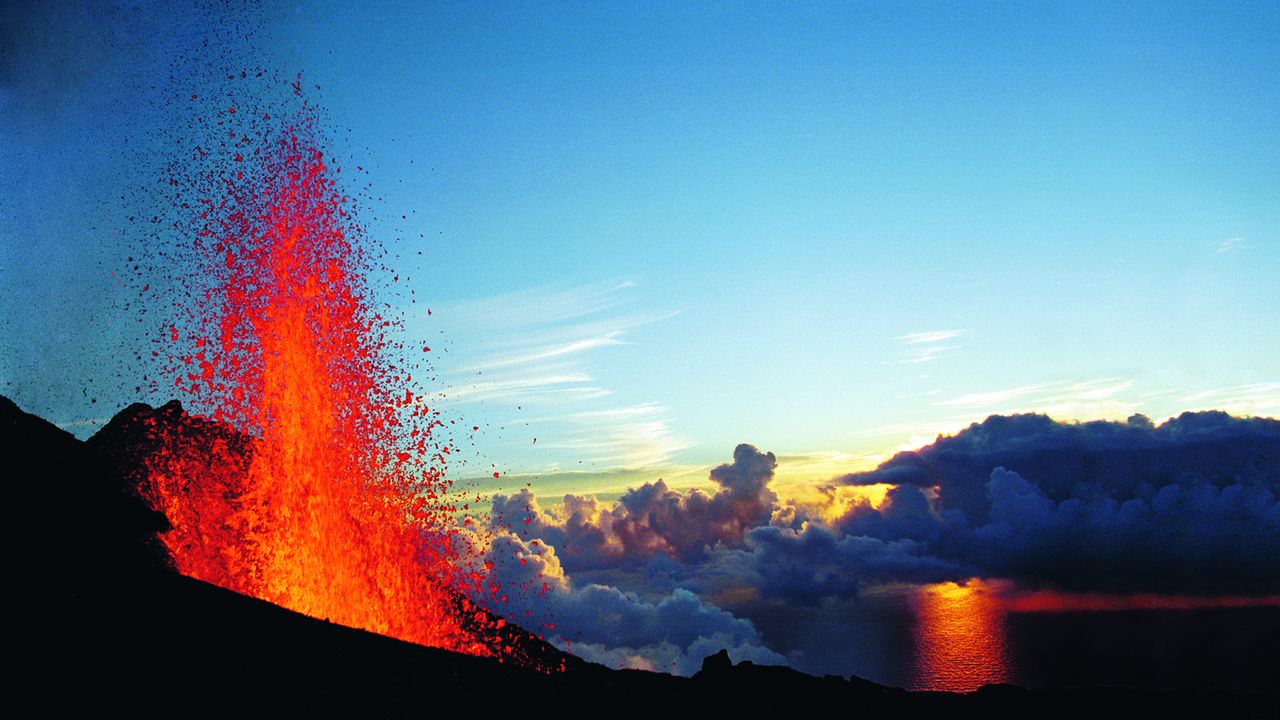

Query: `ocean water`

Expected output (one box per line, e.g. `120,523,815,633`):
745,583,1280,691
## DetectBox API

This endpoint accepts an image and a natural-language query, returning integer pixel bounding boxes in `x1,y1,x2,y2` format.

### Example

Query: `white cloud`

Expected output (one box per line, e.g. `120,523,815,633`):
423,280,682,469
535,402,692,467
1215,236,1245,255
893,329,968,364
1179,382,1280,416
434,374,612,404
458,334,627,373
930,378,1139,421
898,344,956,364
429,280,638,332
866,377,1280,458
895,329,968,345
934,383,1057,408
856,378,1143,451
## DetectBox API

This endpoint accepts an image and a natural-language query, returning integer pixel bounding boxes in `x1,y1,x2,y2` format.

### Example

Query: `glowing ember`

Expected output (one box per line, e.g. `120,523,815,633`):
139,98,505,657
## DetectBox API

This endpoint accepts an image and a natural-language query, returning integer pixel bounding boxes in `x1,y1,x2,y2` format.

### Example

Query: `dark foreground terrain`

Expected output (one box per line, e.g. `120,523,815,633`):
6,395,1276,718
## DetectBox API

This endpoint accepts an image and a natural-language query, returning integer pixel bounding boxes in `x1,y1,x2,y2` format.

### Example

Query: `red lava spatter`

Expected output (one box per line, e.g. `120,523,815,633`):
138,84,549,665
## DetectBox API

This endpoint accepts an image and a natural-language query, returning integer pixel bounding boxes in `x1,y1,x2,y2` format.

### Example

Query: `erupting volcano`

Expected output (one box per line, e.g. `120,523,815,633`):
126,98,508,658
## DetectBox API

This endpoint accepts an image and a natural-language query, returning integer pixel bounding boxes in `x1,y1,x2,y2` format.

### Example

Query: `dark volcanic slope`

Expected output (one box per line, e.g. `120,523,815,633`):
83,397,576,673
6,395,1278,718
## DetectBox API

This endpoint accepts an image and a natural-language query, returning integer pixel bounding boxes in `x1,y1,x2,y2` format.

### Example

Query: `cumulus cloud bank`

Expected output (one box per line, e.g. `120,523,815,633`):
475,412,1280,673
491,444,777,569
826,412,1280,594
475,498,785,675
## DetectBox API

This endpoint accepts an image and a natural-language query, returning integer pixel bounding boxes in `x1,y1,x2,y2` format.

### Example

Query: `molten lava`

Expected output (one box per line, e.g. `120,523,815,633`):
141,107,502,657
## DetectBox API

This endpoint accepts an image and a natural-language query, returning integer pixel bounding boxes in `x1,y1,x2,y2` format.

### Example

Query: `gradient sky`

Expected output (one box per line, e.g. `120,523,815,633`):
2,1,1277,493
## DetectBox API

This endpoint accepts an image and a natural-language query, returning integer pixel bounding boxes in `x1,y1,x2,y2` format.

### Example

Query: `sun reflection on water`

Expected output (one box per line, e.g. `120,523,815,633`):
908,581,1011,692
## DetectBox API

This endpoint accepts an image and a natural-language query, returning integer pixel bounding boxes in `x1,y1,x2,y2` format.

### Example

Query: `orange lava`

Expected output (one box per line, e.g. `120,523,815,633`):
144,109,500,656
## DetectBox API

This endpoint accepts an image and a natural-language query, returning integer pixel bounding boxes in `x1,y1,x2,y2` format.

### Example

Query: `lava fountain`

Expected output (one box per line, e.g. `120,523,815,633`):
137,102,503,657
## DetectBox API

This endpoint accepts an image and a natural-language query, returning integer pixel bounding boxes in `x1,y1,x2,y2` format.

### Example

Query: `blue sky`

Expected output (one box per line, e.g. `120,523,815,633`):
2,0,1277,492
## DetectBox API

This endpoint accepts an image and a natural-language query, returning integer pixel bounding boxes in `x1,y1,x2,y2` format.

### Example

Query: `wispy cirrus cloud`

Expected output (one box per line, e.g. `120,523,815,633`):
438,374,612,404
857,378,1142,451
530,403,692,467
432,280,640,332
892,329,967,364
934,382,1054,408
1179,383,1280,416
866,378,1279,455
459,334,626,373
426,281,661,407
423,281,686,470
895,329,967,345
1215,236,1245,255
933,378,1137,419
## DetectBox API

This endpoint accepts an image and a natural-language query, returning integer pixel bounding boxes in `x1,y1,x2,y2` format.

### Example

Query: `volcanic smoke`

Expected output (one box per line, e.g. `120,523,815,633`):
134,99,510,658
